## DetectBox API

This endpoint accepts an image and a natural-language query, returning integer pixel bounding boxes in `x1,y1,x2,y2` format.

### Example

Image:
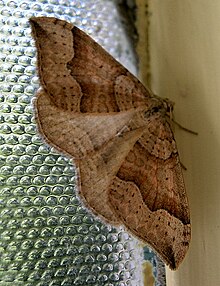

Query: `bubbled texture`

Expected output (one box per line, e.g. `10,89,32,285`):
0,0,165,286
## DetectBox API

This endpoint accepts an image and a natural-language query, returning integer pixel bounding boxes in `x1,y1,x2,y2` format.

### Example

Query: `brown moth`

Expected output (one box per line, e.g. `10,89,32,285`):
30,16,191,270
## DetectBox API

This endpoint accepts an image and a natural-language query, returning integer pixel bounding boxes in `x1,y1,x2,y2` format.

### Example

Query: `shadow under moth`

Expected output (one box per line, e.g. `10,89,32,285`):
30,16,191,270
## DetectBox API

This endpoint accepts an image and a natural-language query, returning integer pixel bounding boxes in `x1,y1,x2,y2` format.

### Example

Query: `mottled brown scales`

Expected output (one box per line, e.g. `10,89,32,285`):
30,16,191,270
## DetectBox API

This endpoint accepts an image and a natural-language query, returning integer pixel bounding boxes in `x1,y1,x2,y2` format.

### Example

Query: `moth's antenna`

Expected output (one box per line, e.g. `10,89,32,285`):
172,119,198,135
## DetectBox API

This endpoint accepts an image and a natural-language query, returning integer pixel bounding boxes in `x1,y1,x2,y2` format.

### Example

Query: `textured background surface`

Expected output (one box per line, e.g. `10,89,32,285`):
0,0,166,285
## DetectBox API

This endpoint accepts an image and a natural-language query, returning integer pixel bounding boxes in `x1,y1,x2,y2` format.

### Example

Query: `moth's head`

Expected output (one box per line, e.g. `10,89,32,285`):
162,98,175,115
143,97,175,120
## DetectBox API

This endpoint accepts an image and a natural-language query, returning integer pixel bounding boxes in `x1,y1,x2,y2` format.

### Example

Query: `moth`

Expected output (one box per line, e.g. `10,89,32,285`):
30,16,191,270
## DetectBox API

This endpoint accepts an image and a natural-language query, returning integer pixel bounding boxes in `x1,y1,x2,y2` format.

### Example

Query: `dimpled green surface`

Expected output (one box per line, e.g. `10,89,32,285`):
0,1,143,285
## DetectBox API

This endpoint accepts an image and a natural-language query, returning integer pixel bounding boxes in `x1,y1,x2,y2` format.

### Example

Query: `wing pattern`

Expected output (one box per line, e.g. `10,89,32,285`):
30,17,191,269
